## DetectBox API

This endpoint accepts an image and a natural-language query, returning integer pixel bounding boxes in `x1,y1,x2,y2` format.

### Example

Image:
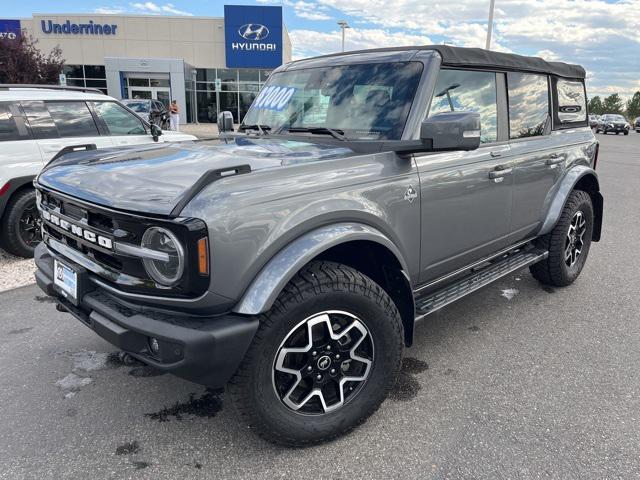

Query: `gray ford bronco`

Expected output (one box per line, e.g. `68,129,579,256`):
34,46,602,446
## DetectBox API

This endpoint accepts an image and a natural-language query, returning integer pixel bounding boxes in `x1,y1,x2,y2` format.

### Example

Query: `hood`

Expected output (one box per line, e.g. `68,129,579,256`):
37,136,355,216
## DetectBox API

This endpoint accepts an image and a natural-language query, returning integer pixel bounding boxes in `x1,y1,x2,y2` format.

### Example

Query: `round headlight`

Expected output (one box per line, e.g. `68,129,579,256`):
141,227,185,286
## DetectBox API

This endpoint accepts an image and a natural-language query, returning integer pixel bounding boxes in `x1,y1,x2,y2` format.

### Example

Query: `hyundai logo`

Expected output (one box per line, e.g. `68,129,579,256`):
239,23,269,41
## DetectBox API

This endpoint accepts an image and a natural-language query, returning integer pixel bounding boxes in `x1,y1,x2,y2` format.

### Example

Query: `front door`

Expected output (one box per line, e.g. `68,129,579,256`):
416,68,513,284
128,87,171,106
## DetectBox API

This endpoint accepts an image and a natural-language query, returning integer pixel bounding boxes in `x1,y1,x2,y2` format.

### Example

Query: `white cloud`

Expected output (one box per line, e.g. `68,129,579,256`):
259,0,333,21
94,7,127,14
129,1,193,15
290,28,433,59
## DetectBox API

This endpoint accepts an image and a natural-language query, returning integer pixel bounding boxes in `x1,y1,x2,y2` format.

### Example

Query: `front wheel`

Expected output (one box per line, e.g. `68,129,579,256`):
0,189,41,258
229,261,404,446
530,190,594,287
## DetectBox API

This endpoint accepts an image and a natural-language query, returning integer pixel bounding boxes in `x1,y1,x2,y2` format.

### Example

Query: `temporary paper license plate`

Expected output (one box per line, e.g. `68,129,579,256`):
54,259,78,302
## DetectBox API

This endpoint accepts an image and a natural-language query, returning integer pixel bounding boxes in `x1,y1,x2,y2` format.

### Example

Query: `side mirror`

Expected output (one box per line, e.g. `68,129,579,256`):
218,111,234,133
150,123,163,142
420,111,481,151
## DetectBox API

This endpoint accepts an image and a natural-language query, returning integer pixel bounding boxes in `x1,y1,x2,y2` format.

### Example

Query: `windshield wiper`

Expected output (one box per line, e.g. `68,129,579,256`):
279,126,348,141
238,124,271,135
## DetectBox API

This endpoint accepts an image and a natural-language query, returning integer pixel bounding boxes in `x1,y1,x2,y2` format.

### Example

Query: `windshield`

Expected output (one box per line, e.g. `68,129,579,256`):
604,114,625,122
242,62,423,140
123,101,150,113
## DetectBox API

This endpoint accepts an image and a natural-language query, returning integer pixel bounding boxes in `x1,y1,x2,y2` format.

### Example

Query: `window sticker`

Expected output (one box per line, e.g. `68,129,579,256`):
253,85,296,111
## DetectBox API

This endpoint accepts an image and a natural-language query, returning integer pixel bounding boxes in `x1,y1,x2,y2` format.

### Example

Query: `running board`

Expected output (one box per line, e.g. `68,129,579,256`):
414,248,548,319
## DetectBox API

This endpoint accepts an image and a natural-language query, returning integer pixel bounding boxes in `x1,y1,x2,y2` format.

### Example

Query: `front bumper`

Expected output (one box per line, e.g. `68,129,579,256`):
35,243,258,389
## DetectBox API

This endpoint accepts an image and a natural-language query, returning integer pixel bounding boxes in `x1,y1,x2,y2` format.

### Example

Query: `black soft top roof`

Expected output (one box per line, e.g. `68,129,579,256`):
291,45,585,80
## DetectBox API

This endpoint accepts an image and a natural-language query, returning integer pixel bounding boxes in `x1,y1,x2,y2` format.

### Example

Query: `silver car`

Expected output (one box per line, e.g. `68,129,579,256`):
33,45,602,446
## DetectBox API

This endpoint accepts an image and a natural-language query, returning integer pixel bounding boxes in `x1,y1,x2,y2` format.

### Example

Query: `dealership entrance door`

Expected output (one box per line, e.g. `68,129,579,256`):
125,73,171,108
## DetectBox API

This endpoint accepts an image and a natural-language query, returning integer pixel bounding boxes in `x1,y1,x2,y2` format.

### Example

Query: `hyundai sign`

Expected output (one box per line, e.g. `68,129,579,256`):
224,5,282,69
0,19,21,41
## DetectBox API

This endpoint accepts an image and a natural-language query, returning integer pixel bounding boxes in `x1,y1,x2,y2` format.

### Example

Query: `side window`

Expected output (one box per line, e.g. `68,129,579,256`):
93,102,147,136
556,79,587,124
21,101,59,139
429,69,497,143
45,101,99,138
0,103,29,142
507,73,549,139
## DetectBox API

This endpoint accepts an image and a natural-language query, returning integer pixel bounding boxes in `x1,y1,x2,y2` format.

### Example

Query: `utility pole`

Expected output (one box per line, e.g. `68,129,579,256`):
337,20,350,52
485,0,496,50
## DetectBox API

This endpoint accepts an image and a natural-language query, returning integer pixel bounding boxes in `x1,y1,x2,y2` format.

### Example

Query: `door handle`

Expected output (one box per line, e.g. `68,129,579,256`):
488,166,513,179
546,154,564,165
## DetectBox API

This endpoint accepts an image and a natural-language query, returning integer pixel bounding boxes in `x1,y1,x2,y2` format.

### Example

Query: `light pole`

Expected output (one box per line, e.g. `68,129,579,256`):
337,20,350,52
485,0,496,50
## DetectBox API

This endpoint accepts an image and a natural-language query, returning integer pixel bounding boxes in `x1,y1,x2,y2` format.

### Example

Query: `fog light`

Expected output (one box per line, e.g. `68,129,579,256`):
149,337,160,354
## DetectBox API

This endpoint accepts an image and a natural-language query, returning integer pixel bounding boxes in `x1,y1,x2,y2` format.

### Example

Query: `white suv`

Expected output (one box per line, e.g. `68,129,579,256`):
0,85,196,257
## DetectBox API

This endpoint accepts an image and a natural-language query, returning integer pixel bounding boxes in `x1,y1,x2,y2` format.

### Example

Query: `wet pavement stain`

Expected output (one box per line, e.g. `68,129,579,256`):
66,408,78,417
443,368,458,377
115,441,140,455
8,327,33,335
128,366,165,378
543,286,556,294
132,460,151,470
194,463,203,470
389,357,429,401
34,295,56,303
145,389,223,422
468,325,480,332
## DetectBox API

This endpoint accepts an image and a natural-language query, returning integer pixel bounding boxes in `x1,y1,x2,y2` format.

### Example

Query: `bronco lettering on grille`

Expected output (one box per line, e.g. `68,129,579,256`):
42,210,113,249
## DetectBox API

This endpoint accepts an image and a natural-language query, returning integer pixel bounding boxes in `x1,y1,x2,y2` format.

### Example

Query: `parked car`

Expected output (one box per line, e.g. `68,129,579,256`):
121,99,170,130
594,114,630,135
0,85,196,257
588,114,600,128
33,46,602,446
634,116,640,132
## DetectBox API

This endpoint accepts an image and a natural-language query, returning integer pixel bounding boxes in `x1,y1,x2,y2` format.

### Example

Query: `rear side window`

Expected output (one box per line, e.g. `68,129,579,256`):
556,79,587,124
21,101,59,139
0,103,28,142
45,101,99,138
507,73,549,139
93,101,147,136
429,69,498,143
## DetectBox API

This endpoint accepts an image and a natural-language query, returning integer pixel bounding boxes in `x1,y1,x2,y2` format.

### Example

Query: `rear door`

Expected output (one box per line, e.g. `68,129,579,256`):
506,73,564,240
21,100,112,164
91,100,154,147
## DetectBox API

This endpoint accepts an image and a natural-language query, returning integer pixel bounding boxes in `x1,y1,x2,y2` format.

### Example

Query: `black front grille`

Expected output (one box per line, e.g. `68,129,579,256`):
38,188,209,298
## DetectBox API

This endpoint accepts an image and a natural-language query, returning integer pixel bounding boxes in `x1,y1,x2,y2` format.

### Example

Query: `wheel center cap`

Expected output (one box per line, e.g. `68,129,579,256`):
317,355,332,371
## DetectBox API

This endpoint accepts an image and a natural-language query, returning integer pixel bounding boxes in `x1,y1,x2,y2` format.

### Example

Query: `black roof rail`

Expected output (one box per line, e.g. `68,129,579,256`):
0,84,105,94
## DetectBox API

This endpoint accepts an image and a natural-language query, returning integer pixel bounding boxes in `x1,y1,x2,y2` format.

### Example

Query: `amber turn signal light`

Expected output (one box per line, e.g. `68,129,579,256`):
197,237,209,276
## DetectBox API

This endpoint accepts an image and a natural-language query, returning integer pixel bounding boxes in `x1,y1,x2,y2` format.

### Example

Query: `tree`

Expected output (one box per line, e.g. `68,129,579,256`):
626,91,640,121
588,96,604,115
601,93,624,115
0,32,64,84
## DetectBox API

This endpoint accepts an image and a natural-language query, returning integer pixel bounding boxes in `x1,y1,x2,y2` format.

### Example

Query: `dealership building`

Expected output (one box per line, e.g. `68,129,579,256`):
1,5,292,123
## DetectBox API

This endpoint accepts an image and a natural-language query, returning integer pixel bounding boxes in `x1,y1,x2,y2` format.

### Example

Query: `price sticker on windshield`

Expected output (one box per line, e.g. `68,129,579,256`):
253,86,296,111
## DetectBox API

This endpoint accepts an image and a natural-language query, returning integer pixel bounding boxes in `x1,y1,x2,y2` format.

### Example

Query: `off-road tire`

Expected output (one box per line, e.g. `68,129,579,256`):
0,189,39,258
624,131,629,136
228,260,404,447
530,190,594,287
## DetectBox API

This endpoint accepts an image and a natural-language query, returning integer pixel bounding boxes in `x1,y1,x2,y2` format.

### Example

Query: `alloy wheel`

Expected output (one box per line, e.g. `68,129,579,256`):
565,210,587,267
18,202,42,248
272,310,374,415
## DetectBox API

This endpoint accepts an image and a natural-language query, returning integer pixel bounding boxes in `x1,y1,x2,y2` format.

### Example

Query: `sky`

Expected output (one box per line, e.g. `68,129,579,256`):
5,0,640,99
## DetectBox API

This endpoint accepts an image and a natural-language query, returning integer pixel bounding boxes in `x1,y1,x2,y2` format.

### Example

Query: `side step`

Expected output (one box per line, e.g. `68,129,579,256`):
414,247,548,319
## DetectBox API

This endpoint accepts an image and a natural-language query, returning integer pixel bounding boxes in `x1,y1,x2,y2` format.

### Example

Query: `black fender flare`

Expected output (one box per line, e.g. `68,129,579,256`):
0,175,36,219
539,166,602,241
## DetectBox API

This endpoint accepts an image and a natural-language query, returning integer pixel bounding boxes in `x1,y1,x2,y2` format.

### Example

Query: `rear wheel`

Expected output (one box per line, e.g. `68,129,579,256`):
229,261,404,446
530,190,594,287
0,189,41,258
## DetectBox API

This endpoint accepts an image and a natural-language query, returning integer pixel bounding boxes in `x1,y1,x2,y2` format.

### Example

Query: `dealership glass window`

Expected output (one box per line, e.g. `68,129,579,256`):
62,64,107,94
196,92,218,123
507,72,549,139
45,101,99,138
219,92,239,122
84,65,106,78
196,69,216,82
86,79,107,88
239,92,257,122
63,65,84,78
128,78,150,88
150,78,170,88
429,69,498,143
93,101,147,136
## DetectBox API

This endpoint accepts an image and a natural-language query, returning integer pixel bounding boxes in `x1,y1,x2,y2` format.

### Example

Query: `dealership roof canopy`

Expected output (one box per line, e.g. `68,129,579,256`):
303,45,586,79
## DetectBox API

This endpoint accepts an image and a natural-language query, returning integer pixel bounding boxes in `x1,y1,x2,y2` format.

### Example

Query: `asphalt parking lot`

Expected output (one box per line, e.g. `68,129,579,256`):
1,132,639,479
